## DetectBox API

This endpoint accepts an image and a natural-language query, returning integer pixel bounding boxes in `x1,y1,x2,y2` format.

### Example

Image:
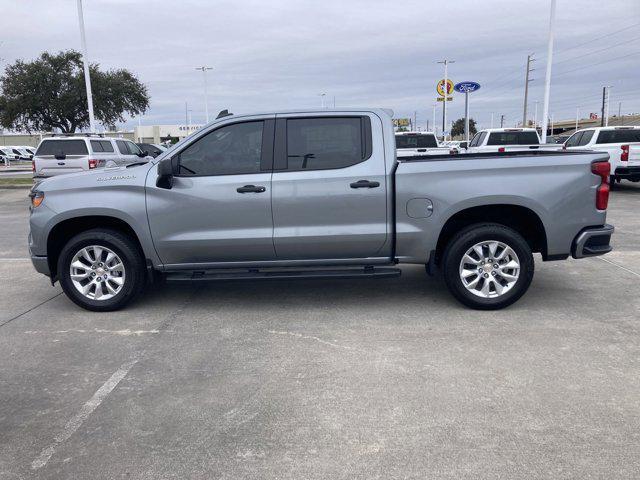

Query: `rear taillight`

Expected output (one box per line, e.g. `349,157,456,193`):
621,145,629,162
88,159,98,169
498,147,505,152
31,159,35,172
591,161,610,210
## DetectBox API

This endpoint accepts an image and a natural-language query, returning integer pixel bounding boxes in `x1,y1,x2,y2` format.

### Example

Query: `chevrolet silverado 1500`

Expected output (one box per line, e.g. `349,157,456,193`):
29,108,614,311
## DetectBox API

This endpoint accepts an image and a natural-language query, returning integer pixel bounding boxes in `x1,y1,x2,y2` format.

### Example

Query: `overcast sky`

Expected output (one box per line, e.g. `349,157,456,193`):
3,0,640,131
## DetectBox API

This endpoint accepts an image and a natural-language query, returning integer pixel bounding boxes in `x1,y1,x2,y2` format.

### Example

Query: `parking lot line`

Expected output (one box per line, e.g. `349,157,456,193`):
597,256,640,278
30,358,139,471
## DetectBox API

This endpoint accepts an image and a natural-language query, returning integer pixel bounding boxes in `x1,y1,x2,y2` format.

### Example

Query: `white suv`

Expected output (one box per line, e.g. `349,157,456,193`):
563,126,640,186
33,136,150,178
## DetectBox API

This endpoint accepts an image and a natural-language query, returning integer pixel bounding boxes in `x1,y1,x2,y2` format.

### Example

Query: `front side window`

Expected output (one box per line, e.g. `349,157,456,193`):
564,132,583,147
178,121,264,176
577,130,594,146
125,141,142,155
35,140,88,156
286,117,367,170
116,140,128,154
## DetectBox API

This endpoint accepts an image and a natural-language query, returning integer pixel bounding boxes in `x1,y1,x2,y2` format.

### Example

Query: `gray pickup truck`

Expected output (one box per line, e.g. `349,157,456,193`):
28,108,614,311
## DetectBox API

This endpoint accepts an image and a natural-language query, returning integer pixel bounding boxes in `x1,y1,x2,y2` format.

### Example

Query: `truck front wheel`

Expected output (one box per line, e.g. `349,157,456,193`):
442,223,534,310
57,229,146,312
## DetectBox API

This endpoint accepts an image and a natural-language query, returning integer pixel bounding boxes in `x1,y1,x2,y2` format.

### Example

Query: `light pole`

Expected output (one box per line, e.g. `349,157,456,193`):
575,106,579,131
76,0,96,133
432,104,437,133
319,93,326,109
540,0,556,143
437,59,454,140
195,66,213,123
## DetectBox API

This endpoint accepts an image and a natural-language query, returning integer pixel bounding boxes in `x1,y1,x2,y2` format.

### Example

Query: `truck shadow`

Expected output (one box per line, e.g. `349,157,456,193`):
612,182,640,193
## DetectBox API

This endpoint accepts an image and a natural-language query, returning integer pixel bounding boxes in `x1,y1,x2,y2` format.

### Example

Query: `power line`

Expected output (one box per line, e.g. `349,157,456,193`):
554,36,640,66
554,22,640,56
554,51,640,78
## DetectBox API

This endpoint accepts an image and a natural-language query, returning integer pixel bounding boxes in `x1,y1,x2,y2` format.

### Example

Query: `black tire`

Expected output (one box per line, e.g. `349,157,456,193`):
442,223,534,310
57,228,146,311
609,176,616,190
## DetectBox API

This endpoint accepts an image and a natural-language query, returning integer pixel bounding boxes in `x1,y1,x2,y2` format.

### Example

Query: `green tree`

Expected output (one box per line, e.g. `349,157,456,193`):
451,117,477,138
0,50,149,133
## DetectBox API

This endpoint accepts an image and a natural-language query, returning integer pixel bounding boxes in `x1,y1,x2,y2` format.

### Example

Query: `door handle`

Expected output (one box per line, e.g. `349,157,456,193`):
236,184,266,193
350,180,380,189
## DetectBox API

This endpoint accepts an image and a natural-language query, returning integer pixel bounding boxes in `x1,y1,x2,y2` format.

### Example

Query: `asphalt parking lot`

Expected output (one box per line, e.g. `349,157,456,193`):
1,184,639,479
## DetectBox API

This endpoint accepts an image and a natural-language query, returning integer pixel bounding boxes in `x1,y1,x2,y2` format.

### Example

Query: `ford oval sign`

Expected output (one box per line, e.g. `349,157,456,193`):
454,81,481,93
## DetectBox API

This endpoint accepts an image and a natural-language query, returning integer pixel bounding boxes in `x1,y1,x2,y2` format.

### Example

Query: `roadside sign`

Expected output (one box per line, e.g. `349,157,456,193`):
436,79,454,97
436,97,453,102
454,81,481,93
393,118,411,127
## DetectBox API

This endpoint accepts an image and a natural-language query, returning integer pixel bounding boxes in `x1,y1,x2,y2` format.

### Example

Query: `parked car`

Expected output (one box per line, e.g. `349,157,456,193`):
563,126,640,186
29,108,613,312
8,146,33,160
395,132,452,157
466,128,560,154
33,135,151,178
136,142,167,158
0,147,19,161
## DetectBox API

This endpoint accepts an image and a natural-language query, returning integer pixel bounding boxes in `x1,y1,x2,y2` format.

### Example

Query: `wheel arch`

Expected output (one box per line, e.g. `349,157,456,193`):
434,204,548,265
46,215,148,281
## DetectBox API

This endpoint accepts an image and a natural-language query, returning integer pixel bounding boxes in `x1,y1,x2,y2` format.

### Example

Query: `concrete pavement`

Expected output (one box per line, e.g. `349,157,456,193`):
0,185,639,479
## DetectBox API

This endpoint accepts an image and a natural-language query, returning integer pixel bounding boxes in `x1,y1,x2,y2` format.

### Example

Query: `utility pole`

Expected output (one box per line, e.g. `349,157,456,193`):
195,66,213,123
522,54,534,126
491,113,494,128
76,0,96,133
414,111,417,131
534,101,539,129
575,106,579,131
185,101,188,126
604,87,611,126
600,86,606,127
437,59,455,140
619,101,623,125
500,114,505,128
541,0,556,143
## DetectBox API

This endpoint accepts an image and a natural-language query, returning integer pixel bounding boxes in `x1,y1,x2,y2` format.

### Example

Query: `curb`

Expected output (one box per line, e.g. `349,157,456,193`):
0,185,32,190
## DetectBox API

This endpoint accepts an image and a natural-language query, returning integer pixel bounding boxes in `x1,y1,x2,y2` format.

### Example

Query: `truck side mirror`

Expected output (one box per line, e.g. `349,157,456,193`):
156,157,177,189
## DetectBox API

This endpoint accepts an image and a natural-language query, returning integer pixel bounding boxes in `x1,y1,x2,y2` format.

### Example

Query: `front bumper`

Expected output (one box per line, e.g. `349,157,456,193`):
614,166,640,181
31,254,51,276
572,224,614,259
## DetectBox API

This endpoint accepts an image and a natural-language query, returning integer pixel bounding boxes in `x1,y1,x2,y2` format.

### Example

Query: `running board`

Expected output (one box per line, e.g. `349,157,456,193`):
164,266,401,282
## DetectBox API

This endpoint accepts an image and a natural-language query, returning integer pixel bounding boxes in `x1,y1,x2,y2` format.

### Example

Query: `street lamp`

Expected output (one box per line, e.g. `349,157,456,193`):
319,93,326,109
195,66,213,123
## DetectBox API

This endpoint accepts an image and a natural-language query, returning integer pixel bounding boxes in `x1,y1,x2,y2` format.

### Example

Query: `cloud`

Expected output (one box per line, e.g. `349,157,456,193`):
3,0,639,130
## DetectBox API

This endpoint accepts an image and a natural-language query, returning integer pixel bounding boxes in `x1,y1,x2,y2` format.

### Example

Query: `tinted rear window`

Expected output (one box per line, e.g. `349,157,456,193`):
396,134,438,149
487,131,539,145
596,129,640,144
90,140,115,153
36,140,88,156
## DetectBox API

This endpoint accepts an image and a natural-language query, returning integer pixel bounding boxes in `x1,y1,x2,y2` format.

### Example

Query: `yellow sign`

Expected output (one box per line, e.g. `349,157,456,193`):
393,118,410,127
437,79,454,97
436,96,453,102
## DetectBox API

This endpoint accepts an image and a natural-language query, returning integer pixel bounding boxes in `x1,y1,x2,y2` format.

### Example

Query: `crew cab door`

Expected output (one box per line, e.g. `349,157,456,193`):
146,117,276,266
271,113,389,260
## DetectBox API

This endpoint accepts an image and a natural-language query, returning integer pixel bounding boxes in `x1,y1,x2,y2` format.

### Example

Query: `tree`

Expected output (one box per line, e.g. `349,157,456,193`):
451,117,477,138
0,50,149,133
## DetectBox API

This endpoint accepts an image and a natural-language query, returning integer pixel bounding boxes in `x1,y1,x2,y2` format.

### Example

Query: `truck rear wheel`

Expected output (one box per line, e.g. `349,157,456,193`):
442,223,534,310
57,229,146,312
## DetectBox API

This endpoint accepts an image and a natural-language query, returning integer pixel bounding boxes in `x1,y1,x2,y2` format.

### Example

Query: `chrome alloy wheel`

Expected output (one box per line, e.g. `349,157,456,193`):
458,240,520,298
69,245,126,301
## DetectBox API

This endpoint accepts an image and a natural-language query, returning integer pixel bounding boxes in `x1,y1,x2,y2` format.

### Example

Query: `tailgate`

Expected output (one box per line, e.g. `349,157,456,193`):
35,155,88,177
628,145,640,167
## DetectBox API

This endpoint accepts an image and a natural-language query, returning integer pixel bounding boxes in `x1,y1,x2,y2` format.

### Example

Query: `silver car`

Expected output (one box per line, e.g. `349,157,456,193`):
33,135,150,178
